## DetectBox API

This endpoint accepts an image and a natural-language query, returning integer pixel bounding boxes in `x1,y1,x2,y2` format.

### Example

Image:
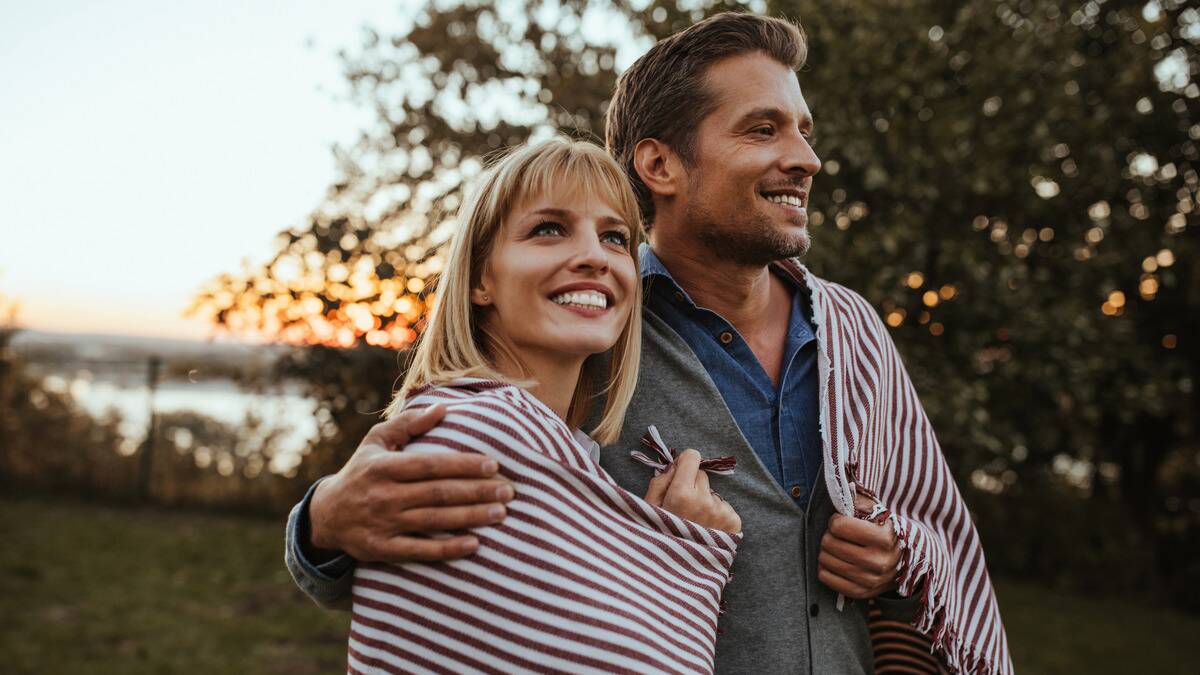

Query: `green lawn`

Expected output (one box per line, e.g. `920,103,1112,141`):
1,495,1191,674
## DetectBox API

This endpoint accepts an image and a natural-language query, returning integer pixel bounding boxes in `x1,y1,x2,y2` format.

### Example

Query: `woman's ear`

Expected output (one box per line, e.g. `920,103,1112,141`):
470,286,492,306
633,138,681,199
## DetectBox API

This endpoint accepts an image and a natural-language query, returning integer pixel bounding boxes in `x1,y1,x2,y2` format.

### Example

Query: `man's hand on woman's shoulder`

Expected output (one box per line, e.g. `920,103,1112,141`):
306,403,517,563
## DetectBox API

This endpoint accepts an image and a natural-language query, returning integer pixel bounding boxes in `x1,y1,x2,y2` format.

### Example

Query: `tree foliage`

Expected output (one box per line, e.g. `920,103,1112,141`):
194,0,1200,606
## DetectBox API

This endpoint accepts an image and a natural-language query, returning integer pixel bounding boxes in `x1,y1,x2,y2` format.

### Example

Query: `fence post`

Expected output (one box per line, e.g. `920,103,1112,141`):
138,356,161,501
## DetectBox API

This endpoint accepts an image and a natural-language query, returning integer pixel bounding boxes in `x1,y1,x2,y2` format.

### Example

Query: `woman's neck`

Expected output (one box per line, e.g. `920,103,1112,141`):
491,347,583,423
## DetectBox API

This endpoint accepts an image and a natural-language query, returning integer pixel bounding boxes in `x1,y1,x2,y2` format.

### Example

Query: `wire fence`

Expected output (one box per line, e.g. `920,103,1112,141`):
2,346,317,515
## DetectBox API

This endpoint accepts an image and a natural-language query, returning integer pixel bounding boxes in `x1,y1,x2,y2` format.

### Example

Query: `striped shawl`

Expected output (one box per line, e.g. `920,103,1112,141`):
348,380,740,674
789,261,1014,675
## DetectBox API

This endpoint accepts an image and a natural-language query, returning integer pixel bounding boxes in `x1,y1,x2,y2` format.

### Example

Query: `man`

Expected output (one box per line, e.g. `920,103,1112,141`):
286,12,1011,674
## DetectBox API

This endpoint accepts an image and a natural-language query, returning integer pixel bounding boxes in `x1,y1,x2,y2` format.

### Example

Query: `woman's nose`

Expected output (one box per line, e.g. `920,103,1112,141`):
571,232,609,271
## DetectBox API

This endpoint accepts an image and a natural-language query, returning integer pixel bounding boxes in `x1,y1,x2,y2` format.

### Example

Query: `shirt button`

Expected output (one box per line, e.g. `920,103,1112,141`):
719,331,733,345
809,603,820,617
790,485,803,498
674,291,685,302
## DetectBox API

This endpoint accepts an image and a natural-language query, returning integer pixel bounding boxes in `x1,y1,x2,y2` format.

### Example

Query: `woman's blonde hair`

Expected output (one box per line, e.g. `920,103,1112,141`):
384,137,644,444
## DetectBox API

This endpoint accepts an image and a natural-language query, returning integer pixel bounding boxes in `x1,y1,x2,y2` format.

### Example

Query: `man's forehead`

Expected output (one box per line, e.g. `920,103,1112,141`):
703,53,810,122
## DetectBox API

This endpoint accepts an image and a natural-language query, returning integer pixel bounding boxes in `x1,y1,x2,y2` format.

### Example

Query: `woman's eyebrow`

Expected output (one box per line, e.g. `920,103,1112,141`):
528,207,573,220
527,207,625,228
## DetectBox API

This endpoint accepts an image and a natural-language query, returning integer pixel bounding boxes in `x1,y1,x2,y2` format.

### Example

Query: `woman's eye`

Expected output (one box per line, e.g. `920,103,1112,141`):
530,221,566,237
601,230,629,248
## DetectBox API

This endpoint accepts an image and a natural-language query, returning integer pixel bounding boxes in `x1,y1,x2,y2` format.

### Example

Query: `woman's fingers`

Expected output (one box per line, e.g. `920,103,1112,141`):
644,465,675,507
665,449,702,506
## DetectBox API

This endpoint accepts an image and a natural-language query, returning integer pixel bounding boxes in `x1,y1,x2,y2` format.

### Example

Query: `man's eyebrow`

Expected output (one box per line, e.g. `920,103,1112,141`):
734,106,815,131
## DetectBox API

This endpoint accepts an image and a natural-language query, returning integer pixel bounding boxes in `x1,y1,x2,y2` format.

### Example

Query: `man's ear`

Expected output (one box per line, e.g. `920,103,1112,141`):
633,138,682,200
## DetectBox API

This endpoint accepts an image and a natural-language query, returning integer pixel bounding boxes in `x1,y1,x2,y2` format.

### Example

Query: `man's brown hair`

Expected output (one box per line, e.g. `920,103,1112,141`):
605,12,808,223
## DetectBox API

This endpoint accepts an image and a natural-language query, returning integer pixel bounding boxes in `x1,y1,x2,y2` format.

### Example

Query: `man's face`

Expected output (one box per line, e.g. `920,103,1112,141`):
672,51,821,266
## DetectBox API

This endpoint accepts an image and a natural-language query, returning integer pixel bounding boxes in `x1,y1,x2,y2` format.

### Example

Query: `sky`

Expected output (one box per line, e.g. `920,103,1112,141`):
0,0,416,341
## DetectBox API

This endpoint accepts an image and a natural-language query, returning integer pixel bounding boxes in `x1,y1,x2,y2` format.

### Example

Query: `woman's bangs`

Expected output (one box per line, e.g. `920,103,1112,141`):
516,152,641,231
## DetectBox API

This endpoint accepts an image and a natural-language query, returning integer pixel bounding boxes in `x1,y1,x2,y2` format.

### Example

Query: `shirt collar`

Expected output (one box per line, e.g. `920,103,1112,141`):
639,242,811,296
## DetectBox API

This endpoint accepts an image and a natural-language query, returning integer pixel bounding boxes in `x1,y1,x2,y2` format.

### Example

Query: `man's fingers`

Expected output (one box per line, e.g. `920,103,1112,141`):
821,530,869,564
828,512,893,548
396,503,508,532
368,534,480,563
817,565,871,600
821,531,895,576
852,491,876,514
367,403,447,449
819,550,882,588
390,477,515,509
373,452,502,482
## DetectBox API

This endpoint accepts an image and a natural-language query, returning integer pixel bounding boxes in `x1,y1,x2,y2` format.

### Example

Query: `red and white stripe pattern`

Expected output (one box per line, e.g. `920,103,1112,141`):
784,260,1014,675
349,379,740,675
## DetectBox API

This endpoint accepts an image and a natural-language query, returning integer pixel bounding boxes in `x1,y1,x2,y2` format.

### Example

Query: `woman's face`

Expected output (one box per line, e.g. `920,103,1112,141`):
474,187,637,367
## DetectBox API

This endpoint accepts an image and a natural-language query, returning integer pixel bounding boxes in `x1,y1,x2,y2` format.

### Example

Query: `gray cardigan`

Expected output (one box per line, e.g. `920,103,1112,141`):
286,308,921,673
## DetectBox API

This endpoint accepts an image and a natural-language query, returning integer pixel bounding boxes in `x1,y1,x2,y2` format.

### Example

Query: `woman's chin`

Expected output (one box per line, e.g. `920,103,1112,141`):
545,334,622,358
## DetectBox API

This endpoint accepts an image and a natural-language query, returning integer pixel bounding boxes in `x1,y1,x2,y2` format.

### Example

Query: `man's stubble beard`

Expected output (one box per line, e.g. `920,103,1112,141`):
686,179,811,268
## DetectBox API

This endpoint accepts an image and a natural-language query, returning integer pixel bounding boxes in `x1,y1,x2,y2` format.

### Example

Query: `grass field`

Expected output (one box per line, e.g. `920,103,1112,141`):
1,495,1188,674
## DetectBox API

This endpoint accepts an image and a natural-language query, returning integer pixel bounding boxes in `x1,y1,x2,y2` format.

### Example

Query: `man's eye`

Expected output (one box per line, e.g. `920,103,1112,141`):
601,230,629,248
753,126,775,136
530,221,566,237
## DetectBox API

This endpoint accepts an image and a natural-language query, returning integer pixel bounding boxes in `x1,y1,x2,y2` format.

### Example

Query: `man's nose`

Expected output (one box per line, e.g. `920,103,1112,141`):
783,132,821,177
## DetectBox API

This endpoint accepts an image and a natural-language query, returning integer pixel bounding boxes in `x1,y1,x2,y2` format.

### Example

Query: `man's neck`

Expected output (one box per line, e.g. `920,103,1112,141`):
649,241,788,340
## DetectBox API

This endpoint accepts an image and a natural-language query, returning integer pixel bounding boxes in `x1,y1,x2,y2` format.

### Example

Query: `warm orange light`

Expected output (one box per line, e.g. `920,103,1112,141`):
905,272,924,289
929,322,944,336
922,291,940,307
886,311,904,327
1162,334,1177,349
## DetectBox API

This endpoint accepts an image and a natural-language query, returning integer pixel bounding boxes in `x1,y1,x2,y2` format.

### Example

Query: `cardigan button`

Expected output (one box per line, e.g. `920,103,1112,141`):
809,603,820,617
719,331,733,345
674,291,685,302
790,485,803,498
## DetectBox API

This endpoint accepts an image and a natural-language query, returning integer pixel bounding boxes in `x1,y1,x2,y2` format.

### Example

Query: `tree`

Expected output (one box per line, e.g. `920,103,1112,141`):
194,0,1200,606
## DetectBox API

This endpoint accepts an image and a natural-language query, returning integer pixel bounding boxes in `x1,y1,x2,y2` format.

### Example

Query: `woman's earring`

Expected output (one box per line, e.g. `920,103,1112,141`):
482,294,490,302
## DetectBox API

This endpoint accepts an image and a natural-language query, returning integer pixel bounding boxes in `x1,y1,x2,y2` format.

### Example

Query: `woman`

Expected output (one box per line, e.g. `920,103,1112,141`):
347,138,742,674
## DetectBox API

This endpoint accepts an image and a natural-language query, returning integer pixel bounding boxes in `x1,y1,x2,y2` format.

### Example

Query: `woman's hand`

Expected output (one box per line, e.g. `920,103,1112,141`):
644,449,741,534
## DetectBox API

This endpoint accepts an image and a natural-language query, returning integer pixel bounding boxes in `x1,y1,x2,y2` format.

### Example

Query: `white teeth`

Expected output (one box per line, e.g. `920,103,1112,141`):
551,290,607,309
765,193,804,208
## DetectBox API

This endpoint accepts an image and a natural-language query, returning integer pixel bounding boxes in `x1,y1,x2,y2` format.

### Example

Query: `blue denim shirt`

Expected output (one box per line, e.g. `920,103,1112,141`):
640,245,823,507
